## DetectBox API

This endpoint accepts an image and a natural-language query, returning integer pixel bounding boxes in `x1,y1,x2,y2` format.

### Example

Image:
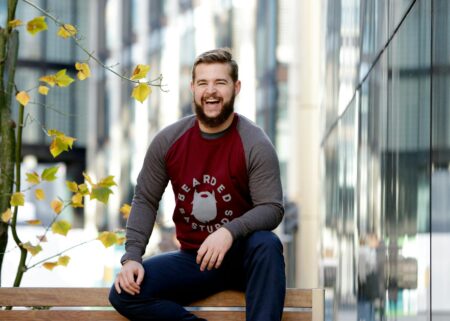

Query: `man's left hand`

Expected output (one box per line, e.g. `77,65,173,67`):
196,227,233,271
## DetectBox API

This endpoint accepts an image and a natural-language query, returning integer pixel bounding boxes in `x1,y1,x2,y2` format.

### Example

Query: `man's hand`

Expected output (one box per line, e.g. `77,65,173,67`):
196,227,233,271
114,260,145,295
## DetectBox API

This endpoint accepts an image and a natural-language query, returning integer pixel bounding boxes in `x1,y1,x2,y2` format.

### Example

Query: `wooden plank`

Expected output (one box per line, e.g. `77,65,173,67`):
0,310,128,321
0,310,311,321
189,288,312,308
0,288,111,307
0,288,312,308
193,311,312,321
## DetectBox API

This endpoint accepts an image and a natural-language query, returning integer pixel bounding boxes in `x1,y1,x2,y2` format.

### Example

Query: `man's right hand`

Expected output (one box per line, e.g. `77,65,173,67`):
114,260,145,295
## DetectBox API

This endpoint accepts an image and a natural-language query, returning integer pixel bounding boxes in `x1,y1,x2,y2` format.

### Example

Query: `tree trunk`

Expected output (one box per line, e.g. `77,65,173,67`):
0,0,19,285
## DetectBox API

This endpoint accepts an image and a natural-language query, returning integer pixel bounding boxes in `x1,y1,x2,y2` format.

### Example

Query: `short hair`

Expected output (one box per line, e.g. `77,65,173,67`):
192,48,239,82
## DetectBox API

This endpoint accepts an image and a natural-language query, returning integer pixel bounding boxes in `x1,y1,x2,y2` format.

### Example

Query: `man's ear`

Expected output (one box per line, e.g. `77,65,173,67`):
234,80,241,95
190,81,194,93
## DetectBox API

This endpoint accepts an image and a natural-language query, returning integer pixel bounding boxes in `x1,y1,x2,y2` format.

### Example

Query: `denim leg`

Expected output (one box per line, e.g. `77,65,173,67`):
240,231,286,321
109,250,226,321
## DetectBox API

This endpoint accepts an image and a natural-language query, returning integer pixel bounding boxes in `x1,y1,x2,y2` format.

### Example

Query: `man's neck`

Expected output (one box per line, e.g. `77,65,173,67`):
198,113,235,134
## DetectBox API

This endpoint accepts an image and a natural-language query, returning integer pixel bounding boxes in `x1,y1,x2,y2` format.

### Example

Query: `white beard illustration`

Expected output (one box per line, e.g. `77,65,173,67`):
191,190,217,223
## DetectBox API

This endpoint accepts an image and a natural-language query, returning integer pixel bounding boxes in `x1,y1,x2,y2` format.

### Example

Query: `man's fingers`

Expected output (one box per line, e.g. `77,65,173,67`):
200,249,213,271
136,267,145,285
207,252,219,270
196,245,206,265
215,253,224,269
114,277,122,294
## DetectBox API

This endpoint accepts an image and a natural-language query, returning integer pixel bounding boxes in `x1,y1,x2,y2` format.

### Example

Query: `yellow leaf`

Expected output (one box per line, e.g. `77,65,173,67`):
78,183,89,196
57,24,77,39
116,236,126,245
66,181,78,193
16,91,30,106
97,231,118,248
1,209,12,223
75,62,91,80
41,166,59,181
131,83,151,103
120,204,131,219
38,85,49,95
82,172,95,185
58,256,71,266
35,189,45,201
51,220,71,236
26,219,42,225
51,199,64,214
98,176,117,188
26,16,48,35
22,242,42,256
130,64,150,80
71,193,83,208
43,262,58,270
11,192,25,207
26,171,40,184
48,131,76,158
54,69,75,87
39,74,56,87
8,19,23,28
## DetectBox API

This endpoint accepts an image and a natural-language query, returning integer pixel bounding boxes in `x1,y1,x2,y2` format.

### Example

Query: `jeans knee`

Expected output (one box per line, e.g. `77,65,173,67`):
247,231,283,254
109,286,125,312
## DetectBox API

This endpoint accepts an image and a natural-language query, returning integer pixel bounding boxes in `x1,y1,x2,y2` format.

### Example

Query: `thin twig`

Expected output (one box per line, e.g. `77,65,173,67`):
21,0,168,91
26,238,96,270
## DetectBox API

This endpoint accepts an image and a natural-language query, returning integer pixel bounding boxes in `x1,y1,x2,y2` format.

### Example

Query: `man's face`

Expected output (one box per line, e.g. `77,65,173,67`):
191,63,241,128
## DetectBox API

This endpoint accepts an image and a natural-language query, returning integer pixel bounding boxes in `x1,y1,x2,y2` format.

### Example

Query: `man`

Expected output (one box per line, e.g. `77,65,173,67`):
109,48,286,321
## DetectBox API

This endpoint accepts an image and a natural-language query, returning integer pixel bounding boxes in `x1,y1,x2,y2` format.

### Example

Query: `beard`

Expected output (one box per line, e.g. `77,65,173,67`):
194,93,235,128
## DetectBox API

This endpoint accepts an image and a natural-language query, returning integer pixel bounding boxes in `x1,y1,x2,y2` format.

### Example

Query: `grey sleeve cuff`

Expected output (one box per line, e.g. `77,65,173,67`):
120,249,143,265
223,203,284,239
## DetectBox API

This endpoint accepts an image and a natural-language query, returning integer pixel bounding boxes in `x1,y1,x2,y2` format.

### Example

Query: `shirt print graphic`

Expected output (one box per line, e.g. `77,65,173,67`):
177,174,234,234
191,190,217,223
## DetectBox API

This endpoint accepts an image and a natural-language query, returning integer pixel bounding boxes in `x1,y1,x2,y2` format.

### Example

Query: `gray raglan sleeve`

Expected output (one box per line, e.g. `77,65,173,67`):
120,135,169,264
223,135,284,239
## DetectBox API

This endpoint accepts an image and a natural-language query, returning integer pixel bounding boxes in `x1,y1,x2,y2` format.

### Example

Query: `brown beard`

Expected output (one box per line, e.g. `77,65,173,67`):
194,94,235,128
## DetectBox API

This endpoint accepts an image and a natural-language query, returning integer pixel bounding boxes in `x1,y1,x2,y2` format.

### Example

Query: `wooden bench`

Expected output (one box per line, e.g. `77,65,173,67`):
0,287,324,321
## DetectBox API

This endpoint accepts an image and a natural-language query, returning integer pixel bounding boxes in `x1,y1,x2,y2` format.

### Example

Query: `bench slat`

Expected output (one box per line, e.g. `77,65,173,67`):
0,310,128,321
0,310,312,321
191,288,312,307
0,288,111,307
0,288,312,308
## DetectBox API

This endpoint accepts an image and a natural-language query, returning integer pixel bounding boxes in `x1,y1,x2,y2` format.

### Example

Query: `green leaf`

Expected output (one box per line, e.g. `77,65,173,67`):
97,231,118,248
41,166,59,181
90,186,113,204
58,256,71,266
22,242,42,256
66,181,78,193
26,172,40,184
51,220,71,236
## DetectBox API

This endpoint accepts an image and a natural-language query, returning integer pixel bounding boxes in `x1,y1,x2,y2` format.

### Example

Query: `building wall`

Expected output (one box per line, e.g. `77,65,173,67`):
320,0,450,320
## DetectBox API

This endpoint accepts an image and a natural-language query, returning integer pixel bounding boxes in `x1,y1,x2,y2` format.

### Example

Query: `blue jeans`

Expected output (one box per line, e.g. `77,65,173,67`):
109,231,286,321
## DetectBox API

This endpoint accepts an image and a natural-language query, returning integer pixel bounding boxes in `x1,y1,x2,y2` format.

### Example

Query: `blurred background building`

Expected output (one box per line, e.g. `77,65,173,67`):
1,0,449,320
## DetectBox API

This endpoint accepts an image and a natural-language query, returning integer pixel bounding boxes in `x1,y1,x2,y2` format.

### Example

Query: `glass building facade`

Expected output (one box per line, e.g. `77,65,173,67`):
321,0,449,320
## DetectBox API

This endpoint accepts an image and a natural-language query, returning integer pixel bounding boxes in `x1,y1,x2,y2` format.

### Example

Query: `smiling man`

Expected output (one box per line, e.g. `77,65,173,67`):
109,48,286,321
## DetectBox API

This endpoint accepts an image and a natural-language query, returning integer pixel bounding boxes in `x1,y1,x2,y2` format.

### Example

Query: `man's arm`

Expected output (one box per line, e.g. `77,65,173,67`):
223,139,284,239
120,136,170,264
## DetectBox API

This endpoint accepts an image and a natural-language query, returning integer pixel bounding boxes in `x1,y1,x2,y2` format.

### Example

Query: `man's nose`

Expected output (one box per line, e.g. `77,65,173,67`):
205,84,217,93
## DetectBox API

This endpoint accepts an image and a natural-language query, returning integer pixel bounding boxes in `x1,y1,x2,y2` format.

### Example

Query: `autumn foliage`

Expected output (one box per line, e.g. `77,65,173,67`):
0,0,154,286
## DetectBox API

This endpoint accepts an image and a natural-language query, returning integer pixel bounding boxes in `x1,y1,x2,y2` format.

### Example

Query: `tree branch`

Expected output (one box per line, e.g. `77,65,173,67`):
21,0,168,91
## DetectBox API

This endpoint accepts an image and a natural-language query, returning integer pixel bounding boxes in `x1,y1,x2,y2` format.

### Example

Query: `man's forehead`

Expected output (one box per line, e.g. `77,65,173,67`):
193,63,232,79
